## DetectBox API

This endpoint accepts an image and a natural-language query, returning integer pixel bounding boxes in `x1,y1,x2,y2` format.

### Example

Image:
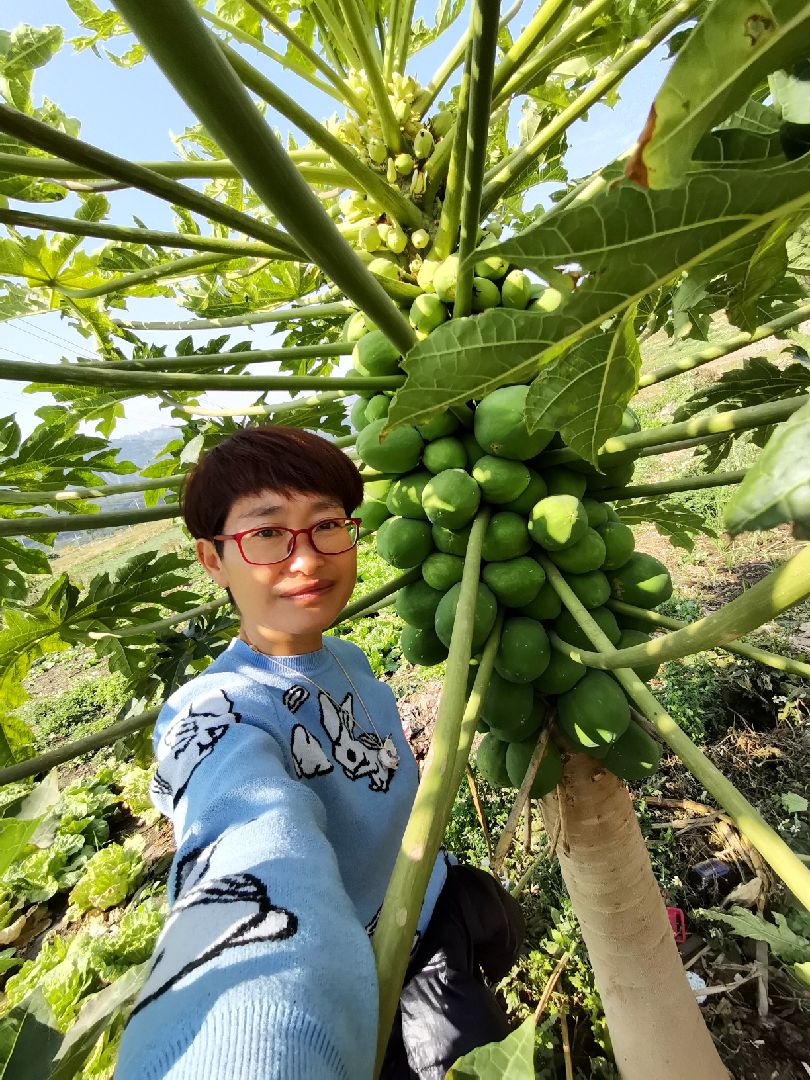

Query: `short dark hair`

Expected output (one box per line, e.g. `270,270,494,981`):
182,426,364,541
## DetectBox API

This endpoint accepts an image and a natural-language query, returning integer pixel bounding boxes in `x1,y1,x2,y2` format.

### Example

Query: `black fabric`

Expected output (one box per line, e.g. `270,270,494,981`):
381,864,525,1080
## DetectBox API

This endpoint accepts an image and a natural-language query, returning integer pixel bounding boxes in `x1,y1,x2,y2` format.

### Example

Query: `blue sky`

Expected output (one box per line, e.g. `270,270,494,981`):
4,2,674,436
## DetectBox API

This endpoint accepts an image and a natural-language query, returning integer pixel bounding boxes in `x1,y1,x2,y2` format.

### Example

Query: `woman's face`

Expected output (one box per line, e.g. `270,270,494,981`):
196,489,358,655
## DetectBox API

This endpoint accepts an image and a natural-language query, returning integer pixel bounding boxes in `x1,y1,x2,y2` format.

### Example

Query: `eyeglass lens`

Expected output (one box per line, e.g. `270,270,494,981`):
241,519,357,564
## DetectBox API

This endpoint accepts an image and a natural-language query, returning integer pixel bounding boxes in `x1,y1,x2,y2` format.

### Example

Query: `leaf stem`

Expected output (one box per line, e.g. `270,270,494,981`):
429,29,475,261
537,394,810,467
220,41,421,226
55,252,236,301
453,0,501,320
312,0,362,71
373,507,491,1071
0,207,291,260
116,298,351,332
96,342,354,371
481,0,703,214
607,599,810,680
111,0,415,355
542,544,810,672
0,504,180,538
602,468,746,501
0,106,302,257
392,0,417,76
341,0,403,153
199,8,340,101
1,474,185,505
540,555,810,910
490,0,571,97
242,0,366,115
493,0,611,107
0,357,403,392
639,302,810,388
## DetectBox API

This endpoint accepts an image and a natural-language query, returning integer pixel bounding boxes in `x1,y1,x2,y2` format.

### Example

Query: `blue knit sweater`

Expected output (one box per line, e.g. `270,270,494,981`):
115,636,447,1080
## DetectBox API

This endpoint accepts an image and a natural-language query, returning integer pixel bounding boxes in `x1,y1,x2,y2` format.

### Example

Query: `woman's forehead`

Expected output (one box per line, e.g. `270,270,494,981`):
228,489,344,524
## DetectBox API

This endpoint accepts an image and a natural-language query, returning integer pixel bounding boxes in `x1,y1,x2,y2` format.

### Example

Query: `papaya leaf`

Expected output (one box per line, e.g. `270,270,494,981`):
674,355,810,421
469,156,810,372
625,0,810,189
48,963,149,1080
723,399,810,535
524,309,640,458
446,1013,536,1079
0,538,52,603
726,212,810,331
700,905,810,965
614,497,716,551
387,308,556,430
0,988,62,1080
1,25,64,79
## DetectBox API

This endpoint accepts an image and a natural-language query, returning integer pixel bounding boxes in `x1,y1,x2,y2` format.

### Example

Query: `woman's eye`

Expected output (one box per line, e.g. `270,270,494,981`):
315,519,340,532
254,527,283,539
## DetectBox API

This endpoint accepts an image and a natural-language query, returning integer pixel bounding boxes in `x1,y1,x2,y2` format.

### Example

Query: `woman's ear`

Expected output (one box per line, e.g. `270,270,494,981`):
196,538,229,588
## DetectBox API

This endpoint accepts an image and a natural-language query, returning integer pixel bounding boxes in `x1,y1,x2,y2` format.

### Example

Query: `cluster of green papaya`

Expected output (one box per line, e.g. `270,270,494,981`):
351,349,672,794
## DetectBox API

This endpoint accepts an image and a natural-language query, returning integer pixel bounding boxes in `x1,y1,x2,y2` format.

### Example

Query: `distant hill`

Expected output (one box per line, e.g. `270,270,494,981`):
110,426,178,470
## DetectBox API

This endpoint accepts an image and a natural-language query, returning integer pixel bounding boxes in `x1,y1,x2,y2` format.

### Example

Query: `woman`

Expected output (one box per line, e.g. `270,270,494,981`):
116,426,523,1080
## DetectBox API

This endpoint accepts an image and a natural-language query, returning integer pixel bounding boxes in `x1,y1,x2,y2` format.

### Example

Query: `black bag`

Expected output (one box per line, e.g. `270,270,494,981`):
381,864,525,1080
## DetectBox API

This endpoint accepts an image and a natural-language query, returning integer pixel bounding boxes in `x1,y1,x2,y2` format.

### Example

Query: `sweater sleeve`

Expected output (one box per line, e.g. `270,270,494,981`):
115,682,377,1080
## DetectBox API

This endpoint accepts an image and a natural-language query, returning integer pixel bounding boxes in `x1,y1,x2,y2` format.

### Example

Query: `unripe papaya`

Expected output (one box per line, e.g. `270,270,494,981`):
500,269,531,310
514,580,561,622
409,293,448,333
364,394,390,423
472,456,531,504
395,152,415,175
416,412,459,441
387,225,408,253
351,397,372,431
475,733,511,789
422,551,464,591
471,277,500,311
367,137,387,164
617,629,661,683
431,108,455,138
413,127,434,158
376,516,433,568
598,521,635,570
482,555,544,608
422,468,481,529
494,617,551,683
386,470,432,519
368,256,399,281
416,259,439,291
359,223,382,252
462,432,487,469
501,469,547,515
433,255,460,303
582,497,609,529
608,553,673,609
432,522,472,556
543,467,587,499
528,286,563,313
601,720,661,780
529,495,588,551
564,569,611,609
423,436,467,474
557,670,631,758
532,646,586,694
481,674,539,742
400,624,449,666
411,228,430,250
474,384,554,460
357,497,390,531
481,511,531,562
396,579,444,629
352,329,401,376
357,418,424,474
506,737,562,797
548,528,606,573
344,311,375,341
435,581,498,651
474,236,508,280
554,605,621,649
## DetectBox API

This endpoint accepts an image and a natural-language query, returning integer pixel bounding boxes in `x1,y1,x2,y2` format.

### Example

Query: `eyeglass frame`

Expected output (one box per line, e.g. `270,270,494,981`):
212,517,362,565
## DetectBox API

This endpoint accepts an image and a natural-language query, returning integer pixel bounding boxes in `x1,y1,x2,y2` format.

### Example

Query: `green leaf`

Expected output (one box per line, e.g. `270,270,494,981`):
626,0,810,189
723,399,810,535
674,355,810,421
0,818,39,877
701,905,810,964
48,962,149,1080
524,309,640,458
388,308,555,430
447,1013,536,1078
781,791,808,813
726,213,810,331
2,25,64,79
0,989,62,1080
470,155,810,371
614,497,717,551
793,961,810,988
0,538,52,603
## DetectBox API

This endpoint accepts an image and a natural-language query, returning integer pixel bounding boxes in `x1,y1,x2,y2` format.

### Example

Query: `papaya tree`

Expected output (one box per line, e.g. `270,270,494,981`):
1,0,810,1076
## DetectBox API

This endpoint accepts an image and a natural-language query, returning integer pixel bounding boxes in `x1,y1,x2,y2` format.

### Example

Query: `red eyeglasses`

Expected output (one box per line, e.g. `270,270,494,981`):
213,517,361,565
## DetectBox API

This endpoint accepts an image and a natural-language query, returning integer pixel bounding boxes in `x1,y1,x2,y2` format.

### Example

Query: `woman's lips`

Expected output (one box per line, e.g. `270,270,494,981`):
280,582,333,599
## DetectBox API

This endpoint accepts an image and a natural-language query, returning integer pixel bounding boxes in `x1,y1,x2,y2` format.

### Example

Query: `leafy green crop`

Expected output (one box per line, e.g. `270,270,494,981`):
68,836,145,913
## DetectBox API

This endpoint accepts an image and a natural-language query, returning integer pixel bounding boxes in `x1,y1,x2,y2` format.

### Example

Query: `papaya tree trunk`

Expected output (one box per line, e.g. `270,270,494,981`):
540,750,729,1080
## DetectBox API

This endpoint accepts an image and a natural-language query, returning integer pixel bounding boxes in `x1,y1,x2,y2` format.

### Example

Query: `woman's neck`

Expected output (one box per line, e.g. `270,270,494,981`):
239,624,323,657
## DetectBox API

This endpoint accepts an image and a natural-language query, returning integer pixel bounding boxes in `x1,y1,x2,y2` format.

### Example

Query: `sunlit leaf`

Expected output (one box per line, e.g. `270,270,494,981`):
447,1014,536,1079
